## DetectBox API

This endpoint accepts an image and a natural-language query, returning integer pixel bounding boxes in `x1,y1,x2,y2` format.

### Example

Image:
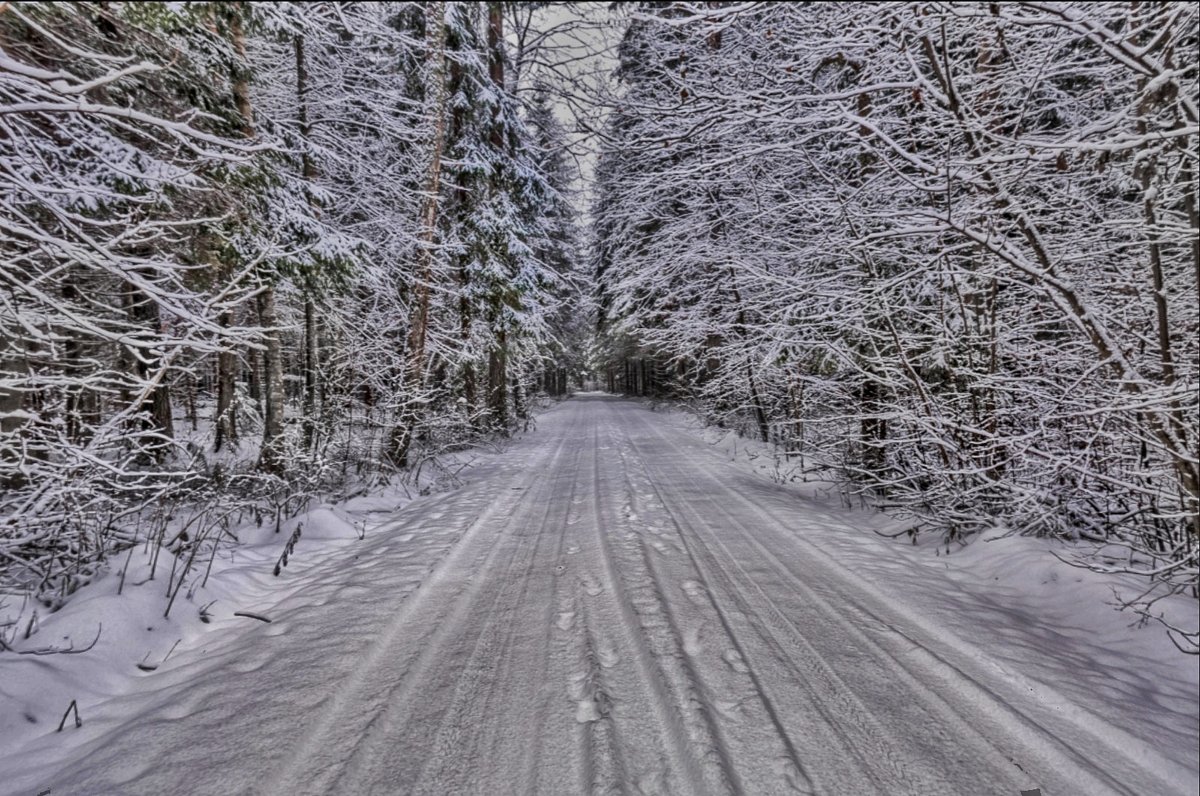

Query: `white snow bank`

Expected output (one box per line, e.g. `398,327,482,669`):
0,445,504,774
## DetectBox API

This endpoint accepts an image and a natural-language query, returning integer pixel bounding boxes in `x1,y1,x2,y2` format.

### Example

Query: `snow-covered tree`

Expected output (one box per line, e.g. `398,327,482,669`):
593,1,1198,642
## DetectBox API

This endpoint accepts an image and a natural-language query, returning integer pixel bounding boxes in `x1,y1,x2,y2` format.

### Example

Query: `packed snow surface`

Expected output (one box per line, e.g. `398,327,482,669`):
1,395,1197,795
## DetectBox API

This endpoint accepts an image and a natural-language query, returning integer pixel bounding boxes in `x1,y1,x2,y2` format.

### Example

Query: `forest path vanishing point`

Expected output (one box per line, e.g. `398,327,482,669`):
29,396,1191,796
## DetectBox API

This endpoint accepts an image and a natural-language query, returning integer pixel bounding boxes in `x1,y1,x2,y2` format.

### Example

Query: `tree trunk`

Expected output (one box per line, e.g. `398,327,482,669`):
487,330,508,429
484,2,509,430
246,343,261,408
215,310,237,452
215,9,254,456
232,13,283,472
62,281,83,443
512,371,526,423
389,0,449,468
258,288,285,472
230,13,254,137
859,378,885,473
296,34,321,454
448,39,478,423
303,289,319,452
123,278,174,459
460,281,476,420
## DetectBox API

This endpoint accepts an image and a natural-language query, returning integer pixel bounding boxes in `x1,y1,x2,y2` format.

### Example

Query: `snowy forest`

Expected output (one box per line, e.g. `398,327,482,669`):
1,2,1198,793
591,1,1199,648
1,1,589,608
4,0,1194,649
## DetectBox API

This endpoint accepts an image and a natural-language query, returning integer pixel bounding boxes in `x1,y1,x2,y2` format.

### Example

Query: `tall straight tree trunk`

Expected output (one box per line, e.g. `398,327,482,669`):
460,278,477,420
213,9,256,457
246,344,261,408
487,331,507,429
296,34,320,453
512,370,526,423
257,289,285,472
853,87,886,473
231,11,283,472
215,309,237,452
61,281,83,442
303,283,319,452
484,1,510,430
859,378,885,472
389,1,449,468
447,38,478,422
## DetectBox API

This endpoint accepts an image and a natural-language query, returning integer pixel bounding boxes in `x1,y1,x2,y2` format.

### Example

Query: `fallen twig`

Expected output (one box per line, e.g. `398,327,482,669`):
57,699,81,732
0,624,101,656
136,638,183,671
233,611,272,623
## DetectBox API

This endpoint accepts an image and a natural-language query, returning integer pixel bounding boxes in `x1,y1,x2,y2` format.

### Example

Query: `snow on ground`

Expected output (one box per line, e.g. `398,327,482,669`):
1,394,1196,795
0,444,506,790
646,399,1200,779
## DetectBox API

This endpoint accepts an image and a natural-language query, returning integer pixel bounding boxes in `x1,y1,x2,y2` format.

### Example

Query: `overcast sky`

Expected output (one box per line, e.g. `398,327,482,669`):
516,2,624,208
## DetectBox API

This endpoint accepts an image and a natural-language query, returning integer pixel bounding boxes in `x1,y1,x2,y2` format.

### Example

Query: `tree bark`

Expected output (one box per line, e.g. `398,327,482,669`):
296,34,320,453
389,1,448,468
303,286,319,452
215,310,237,453
257,289,285,472
484,1,509,429
215,8,255,456
122,276,174,459
231,12,285,472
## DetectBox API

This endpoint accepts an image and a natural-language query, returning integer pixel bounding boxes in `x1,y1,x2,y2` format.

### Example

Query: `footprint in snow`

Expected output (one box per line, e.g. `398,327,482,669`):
722,649,750,674
683,624,704,656
714,698,744,721
681,580,706,604
574,689,612,723
598,645,620,668
686,624,700,657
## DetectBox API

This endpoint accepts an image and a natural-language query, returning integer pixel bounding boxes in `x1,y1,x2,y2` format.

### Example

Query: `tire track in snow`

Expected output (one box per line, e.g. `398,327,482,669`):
618,410,954,794
562,427,634,796
591,414,746,795
404,442,585,795
572,593,627,794
37,396,1192,796
608,407,821,794
625,404,1180,796
533,430,593,795
577,418,711,794
264,431,574,796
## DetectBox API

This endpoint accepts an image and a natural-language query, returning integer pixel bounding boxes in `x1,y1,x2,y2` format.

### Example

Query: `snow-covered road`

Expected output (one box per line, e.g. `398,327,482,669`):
15,396,1194,795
